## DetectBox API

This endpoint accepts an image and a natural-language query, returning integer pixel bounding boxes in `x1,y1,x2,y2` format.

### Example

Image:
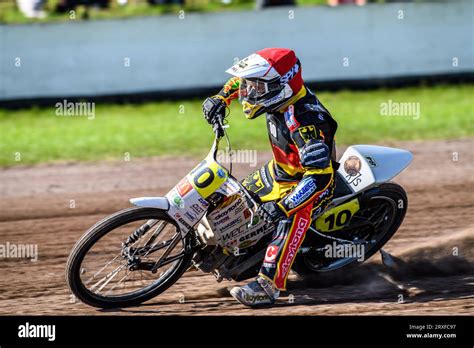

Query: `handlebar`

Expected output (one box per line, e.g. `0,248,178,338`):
212,114,227,138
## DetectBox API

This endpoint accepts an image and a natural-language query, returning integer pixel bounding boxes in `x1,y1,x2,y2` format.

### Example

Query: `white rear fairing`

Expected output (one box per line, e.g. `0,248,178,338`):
129,197,169,210
338,145,413,193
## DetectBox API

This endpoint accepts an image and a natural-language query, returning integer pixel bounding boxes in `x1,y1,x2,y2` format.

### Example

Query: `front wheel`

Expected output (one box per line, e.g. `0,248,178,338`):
292,183,408,275
66,207,193,308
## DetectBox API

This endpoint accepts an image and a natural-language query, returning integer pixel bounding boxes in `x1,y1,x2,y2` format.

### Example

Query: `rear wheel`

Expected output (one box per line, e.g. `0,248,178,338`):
292,183,407,275
66,207,193,308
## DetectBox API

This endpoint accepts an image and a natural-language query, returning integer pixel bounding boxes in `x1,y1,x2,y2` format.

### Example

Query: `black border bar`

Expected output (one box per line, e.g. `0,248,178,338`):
0,315,472,346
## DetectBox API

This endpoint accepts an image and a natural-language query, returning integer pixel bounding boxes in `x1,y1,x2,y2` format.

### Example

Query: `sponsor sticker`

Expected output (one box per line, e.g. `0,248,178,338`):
238,224,271,243
217,168,226,179
212,197,244,220
365,156,377,167
198,198,209,207
219,195,240,209
264,245,279,263
178,218,191,230
219,217,243,231
217,221,273,249
226,179,241,192
281,217,308,275
280,62,299,84
284,105,300,132
287,179,316,208
221,225,246,243
298,125,317,143
168,189,184,209
214,215,231,226
176,177,193,197
241,172,264,193
184,211,198,222
344,156,362,176
190,203,205,214
173,212,192,230
262,262,276,269
243,209,251,219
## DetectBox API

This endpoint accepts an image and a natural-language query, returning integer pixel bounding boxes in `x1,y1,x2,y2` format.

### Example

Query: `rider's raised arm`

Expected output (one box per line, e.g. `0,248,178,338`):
215,77,241,105
202,77,241,124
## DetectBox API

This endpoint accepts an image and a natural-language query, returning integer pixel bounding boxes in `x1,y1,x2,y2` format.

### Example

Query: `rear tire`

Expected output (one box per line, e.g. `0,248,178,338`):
66,207,193,308
292,183,408,275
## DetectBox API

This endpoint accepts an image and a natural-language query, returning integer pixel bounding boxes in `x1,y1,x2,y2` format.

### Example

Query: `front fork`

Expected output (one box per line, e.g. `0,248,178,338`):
122,219,178,272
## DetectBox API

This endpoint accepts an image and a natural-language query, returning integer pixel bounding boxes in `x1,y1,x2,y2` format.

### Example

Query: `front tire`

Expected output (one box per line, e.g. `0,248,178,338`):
66,207,193,308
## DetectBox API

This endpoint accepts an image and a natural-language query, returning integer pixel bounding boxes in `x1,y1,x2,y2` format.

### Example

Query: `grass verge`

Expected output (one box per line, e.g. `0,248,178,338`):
0,84,472,166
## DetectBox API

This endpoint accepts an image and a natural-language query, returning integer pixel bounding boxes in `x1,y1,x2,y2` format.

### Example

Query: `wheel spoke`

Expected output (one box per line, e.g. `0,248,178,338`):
90,263,127,293
78,215,188,299
104,272,131,295
84,254,122,286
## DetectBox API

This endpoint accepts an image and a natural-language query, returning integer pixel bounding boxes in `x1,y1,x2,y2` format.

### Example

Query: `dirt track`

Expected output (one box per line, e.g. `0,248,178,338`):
0,139,473,315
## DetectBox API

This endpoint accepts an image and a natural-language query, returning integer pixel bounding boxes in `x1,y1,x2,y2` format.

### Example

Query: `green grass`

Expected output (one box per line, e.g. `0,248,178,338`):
1,0,328,25
0,0,256,24
0,0,439,25
0,0,329,25
0,84,472,166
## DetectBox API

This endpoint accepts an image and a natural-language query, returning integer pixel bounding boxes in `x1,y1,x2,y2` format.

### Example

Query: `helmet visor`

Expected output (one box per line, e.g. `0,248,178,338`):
239,78,283,105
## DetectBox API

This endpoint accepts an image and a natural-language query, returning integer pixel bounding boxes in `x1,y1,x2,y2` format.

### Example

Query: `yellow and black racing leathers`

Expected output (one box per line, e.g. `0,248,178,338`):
213,77,338,290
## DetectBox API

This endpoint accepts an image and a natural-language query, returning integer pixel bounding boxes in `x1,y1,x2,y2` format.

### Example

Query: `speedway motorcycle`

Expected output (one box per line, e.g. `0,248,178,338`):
66,115,413,308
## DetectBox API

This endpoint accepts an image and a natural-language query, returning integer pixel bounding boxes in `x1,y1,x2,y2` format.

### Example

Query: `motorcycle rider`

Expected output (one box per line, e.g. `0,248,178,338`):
202,48,338,307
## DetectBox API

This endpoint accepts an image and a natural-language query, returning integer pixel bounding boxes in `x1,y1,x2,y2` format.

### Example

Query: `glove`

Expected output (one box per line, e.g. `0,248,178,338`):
299,139,330,169
257,201,285,224
202,96,226,125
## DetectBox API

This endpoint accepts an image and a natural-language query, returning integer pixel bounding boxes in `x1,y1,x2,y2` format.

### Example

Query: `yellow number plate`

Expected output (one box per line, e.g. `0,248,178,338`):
188,157,228,199
315,198,360,233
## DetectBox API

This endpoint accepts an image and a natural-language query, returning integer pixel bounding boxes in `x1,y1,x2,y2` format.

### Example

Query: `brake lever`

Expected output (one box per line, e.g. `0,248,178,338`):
218,115,230,129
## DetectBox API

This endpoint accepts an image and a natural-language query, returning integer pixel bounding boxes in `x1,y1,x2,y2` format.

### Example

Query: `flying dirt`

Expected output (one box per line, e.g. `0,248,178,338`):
0,139,473,315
